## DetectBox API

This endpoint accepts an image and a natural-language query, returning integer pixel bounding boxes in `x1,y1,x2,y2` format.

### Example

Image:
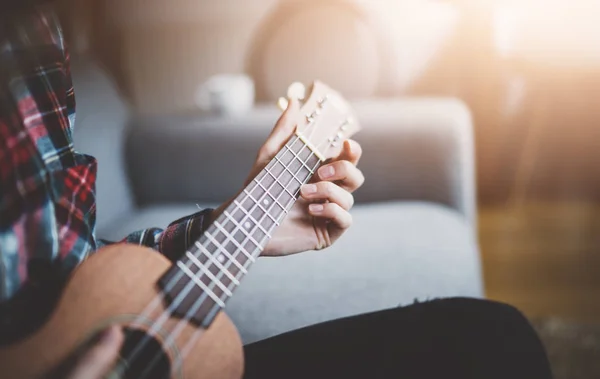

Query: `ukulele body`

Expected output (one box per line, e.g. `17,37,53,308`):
0,244,244,379
0,80,361,379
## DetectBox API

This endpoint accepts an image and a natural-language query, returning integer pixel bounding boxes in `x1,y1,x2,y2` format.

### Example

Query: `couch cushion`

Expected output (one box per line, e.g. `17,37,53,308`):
128,98,476,226
98,201,482,344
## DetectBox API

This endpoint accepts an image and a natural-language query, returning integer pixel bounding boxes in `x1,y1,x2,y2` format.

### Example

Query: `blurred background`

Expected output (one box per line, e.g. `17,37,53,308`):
55,0,600,376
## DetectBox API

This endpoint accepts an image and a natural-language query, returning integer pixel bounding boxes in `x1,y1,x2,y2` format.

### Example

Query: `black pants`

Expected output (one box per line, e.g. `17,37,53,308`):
244,298,553,379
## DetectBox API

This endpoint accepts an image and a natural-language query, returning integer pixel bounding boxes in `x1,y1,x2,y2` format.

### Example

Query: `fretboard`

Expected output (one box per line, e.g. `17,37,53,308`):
158,134,322,327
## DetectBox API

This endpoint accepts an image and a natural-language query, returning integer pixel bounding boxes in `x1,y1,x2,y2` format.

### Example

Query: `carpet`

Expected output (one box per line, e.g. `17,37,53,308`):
532,318,600,379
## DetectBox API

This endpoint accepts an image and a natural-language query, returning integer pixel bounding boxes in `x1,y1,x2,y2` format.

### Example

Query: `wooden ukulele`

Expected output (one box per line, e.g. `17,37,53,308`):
0,81,360,379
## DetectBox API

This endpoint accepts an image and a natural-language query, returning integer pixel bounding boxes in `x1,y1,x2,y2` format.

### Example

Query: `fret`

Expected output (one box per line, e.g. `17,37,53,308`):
192,240,241,308
219,214,238,234
188,248,239,286
267,156,285,177
244,185,270,223
287,137,322,174
207,220,256,263
231,207,270,249
177,262,226,308
254,176,287,214
274,155,306,187
235,195,278,232
268,148,316,211
228,206,271,241
307,154,321,172
185,251,232,297
277,150,316,190
275,145,295,166
191,240,242,295
295,138,314,162
253,177,288,217
203,301,224,330
152,80,362,333
175,258,230,328
243,188,281,226
268,154,305,190
279,169,294,190
264,166,298,201
284,143,315,176
203,230,252,276
158,136,323,329
227,204,269,251
196,240,247,275
216,217,270,253
223,210,265,255
204,229,255,263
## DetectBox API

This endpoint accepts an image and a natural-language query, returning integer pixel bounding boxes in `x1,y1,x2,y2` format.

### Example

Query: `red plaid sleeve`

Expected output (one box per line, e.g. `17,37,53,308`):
104,208,214,262
0,7,214,334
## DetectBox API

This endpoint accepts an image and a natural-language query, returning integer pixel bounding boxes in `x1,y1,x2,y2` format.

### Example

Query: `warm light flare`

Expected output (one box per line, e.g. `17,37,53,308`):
492,1,600,68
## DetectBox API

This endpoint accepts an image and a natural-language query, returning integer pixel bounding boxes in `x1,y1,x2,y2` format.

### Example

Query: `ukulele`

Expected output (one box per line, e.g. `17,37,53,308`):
0,81,360,379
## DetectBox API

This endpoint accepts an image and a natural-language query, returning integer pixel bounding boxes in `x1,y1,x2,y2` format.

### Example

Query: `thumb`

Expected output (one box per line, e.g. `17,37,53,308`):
66,326,124,379
256,97,300,164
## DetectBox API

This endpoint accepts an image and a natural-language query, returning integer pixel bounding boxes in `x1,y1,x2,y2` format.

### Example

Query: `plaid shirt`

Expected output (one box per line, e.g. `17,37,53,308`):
0,6,211,330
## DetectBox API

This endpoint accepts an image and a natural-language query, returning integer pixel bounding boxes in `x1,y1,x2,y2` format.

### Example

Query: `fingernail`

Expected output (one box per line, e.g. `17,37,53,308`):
345,140,353,153
319,166,335,178
309,204,324,212
302,184,317,194
277,97,289,111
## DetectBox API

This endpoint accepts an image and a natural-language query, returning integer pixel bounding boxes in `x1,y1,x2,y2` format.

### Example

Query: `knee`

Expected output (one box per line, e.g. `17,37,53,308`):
415,297,531,329
429,298,542,345
436,297,529,322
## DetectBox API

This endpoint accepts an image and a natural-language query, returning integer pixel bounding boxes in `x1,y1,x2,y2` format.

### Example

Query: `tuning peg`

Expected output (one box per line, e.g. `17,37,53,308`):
287,82,306,101
277,97,289,111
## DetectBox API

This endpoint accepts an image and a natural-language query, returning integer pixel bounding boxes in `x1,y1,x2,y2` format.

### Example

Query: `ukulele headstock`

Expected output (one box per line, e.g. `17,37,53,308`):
279,81,361,161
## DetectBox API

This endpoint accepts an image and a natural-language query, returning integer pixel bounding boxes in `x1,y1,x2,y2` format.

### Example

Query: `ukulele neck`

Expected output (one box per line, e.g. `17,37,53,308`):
158,134,322,327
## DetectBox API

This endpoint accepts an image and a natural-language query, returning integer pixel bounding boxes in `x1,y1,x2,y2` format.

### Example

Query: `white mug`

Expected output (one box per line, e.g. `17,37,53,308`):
195,74,255,116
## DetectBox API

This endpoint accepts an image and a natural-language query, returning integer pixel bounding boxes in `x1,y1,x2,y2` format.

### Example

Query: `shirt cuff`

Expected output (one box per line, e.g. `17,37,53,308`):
157,208,214,262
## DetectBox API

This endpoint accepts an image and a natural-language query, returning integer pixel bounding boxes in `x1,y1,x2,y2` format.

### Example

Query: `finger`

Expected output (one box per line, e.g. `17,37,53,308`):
67,326,124,379
257,97,300,163
300,182,354,211
316,160,365,192
308,202,353,230
333,139,363,166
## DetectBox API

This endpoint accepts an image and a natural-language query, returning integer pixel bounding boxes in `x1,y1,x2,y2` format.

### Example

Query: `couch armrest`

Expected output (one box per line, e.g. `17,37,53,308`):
351,98,476,226
127,97,475,225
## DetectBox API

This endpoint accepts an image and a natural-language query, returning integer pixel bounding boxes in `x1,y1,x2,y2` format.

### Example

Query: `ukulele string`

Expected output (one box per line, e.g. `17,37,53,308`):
123,101,333,341
166,139,337,377
117,134,317,375
114,138,306,372
172,136,337,372
142,138,332,379
137,143,325,379
121,114,341,376
173,171,318,369
167,155,325,379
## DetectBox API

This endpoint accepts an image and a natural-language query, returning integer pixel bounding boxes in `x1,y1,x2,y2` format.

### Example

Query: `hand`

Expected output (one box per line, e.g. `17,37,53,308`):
211,97,365,256
65,326,123,379
263,137,364,256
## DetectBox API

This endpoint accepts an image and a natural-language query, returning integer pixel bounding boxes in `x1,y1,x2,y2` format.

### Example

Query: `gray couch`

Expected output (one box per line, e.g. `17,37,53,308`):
72,58,483,344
